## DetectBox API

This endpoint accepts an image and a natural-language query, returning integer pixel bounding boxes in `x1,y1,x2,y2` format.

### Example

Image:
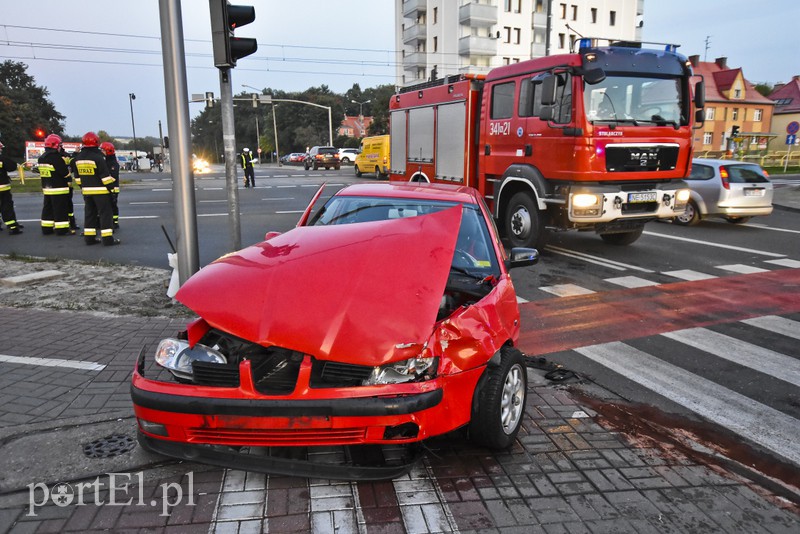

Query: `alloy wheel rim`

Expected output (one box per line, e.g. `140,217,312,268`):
501,364,525,434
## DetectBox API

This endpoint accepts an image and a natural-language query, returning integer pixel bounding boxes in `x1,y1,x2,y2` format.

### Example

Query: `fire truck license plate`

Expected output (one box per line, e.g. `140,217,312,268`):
627,192,657,203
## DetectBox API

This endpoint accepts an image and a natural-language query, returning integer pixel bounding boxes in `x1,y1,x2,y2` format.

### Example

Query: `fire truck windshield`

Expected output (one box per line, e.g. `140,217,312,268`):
585,75,683,126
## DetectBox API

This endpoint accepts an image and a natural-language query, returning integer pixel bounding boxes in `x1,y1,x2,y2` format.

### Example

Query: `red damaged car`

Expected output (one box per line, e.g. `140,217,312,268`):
131,182,539,479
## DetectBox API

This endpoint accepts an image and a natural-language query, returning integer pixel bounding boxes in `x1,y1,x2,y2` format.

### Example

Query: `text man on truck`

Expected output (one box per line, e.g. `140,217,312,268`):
389,38,705,248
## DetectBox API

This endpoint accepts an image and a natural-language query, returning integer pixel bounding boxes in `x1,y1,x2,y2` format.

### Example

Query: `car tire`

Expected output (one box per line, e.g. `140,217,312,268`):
304,162,310,171
334,165,340,170
355,165,363,177
674,200,700,226
504,191,547,249
469,347,527,450
341,157,350,164
600,226,644,246
724,216,751,224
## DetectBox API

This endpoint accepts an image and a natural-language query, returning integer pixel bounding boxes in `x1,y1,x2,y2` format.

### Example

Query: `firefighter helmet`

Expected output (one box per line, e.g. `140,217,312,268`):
100,141,116,156
82,131,100,147
44,134,63,149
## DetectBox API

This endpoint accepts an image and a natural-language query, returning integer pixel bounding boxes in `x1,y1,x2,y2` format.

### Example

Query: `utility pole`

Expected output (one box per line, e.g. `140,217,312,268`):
158,0,199,283
219,68,242,251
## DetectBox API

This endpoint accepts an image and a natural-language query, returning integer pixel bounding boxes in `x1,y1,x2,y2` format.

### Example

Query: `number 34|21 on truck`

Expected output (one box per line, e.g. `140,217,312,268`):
389,38,706,248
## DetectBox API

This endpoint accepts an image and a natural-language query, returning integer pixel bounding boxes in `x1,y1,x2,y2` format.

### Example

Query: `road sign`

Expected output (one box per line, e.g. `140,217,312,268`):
787,121,800,135
257,147,262,153
787,134,797,145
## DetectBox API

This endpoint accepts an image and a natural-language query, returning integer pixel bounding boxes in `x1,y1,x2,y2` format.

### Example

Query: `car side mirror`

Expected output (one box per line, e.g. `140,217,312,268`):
507,247,539,269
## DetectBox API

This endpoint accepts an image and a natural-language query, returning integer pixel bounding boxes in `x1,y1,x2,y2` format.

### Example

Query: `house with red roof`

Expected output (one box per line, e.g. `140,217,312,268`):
690,56,775,156
767,75,800,153
337,115,374,138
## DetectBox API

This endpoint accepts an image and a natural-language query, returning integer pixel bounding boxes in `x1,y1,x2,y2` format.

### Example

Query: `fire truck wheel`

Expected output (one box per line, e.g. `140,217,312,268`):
599,226,644,246
673,200,700,226
354,164,363,177
469,347,527,450
505,192,546,249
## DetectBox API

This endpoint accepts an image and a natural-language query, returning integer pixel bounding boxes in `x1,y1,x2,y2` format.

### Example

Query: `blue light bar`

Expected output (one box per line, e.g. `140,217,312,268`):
665,44,678,53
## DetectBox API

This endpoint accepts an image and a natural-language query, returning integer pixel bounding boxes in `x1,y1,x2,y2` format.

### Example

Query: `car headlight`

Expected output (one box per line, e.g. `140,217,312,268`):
154,338,226,380
572,193,601,208
675,189,691,203
362,357,437,386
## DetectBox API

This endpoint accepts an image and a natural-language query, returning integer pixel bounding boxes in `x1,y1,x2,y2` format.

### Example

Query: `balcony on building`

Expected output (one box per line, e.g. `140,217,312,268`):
403,0,427,19
458,35,497,57
403,23,427,46
459,2,498,27
403,51,428,70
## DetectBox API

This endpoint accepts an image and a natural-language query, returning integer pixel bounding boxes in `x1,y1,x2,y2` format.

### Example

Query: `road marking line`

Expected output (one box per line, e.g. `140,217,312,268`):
538,284,596,297
742,223,800,235
643,231,785,257
742,315,800,340
574,341,800,465
662,327,800,387
604,276,660,289
716,264,769,274
198,213,227,217
546,245,654,273
203,187,224,191
662,269,718,281
276,210,304,214
130,201,168,205
119,215,159,219
199,200,227,203
277,185,296,188
152,188,172,192
516,295,529,303
765,258,800,268
0,353,105,371
259,197,294,201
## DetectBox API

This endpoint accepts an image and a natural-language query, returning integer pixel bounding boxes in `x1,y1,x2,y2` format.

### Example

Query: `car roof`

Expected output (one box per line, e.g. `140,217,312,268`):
333,182,481,204
692,159,763,168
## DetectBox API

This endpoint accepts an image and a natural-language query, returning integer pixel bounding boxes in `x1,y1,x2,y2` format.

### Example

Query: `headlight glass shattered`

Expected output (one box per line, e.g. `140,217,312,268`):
154,338,226,380
363,357,436,385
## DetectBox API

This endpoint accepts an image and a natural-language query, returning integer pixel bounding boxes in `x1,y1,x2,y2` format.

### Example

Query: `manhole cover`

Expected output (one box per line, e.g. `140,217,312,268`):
82,434,137,459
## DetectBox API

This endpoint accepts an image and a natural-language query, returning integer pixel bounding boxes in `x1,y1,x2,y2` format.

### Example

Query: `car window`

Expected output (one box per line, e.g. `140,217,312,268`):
319,147,337,155
726,164,769,184
687,164,714,180
310,196,456,226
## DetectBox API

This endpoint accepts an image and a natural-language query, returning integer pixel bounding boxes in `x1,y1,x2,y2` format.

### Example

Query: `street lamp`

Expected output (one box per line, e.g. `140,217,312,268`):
351,99,371,118
129,93,138,171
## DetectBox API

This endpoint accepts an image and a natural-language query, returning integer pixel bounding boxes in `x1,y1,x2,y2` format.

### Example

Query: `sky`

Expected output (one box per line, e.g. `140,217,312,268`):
1,0,797,139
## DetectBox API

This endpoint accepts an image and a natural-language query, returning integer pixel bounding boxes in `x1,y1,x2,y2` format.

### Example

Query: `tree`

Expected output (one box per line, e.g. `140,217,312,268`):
0,61,65,159
754,83,773,97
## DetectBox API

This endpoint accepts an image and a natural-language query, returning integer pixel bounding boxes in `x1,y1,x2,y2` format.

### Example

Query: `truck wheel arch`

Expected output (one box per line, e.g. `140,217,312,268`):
409,172,430,183
495,165,550,219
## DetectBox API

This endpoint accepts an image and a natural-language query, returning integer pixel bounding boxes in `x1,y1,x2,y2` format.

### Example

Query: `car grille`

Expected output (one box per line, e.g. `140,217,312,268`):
606,145,679,172
310,360,373,388
185,427,366,446
250,350,303,395
192,361,240,387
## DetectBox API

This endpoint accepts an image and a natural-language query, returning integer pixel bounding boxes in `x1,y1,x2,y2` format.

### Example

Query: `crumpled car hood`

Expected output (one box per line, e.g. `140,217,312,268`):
177,206,461,366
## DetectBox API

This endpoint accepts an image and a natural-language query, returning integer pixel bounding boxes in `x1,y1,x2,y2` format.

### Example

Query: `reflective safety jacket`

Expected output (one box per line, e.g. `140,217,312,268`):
105,155,120,193
38,148,72,195
0,155,18,192
241,152,254,168
71,147,114,194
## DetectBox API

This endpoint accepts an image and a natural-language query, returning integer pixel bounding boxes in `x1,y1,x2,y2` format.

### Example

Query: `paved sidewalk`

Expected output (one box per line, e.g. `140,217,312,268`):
0,307,797,533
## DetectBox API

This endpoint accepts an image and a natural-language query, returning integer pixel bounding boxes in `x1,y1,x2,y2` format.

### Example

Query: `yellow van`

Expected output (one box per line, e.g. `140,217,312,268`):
354,135,390,179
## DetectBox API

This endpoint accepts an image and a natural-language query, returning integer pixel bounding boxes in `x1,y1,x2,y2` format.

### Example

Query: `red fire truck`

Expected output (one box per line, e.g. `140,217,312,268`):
389,39,705,247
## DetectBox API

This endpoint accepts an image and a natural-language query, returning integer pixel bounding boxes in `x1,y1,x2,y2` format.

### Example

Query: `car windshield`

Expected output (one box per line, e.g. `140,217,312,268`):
725,164,769,184
585,75,683,125
308,195,500,277
318,147,337,155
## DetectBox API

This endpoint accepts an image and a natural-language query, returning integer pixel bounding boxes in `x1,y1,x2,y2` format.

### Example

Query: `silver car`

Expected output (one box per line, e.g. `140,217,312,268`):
674,159,773,225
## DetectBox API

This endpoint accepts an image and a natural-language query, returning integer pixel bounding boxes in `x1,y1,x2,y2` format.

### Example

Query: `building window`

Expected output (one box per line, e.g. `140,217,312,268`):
610,11,616,26
754,109,763,121
571,5,578,21
732,108,739,121
503,57,511,66
734,88,741,98
705,107,715,120
560,3,567,19
535,0,544,14
569,35,577,50
433,7,437,24
504,0,512,13
558,33,565,49
433,36,437,52
514,28,521,44
591,8,597,23
703,132,713,145
504,26,512,43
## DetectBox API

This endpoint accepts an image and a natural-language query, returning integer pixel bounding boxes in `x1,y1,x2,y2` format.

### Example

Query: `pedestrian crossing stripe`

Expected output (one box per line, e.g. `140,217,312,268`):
741,315,800,340
604,276,660,289
716,264,770,274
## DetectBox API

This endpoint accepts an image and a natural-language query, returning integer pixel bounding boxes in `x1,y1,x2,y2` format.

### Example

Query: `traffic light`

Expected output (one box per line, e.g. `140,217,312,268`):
209,0,257,69
731,125,740,137
163,136,169,149
34,128,46,140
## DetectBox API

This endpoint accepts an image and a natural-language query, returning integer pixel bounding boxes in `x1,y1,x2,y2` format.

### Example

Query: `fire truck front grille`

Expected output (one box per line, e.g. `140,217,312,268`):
605,145,679,172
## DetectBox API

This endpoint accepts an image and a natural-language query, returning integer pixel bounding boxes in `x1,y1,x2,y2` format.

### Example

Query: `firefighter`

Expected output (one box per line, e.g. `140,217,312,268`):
73,132,119,246
241,147,255,188
38,134,73,235
0,141,23,235
100,142,121,229
60,146,79,231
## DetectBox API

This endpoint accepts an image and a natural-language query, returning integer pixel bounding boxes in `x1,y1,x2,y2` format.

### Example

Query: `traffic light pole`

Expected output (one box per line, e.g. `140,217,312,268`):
219,68,242,251
158,0,199,284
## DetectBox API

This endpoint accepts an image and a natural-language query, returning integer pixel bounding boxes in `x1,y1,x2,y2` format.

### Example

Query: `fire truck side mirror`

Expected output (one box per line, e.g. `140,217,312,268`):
538,107,555,121
539,74,558,107
583,68,606,85
694,79,705,109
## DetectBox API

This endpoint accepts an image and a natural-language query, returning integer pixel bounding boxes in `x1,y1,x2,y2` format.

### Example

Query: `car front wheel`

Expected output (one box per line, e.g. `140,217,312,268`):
354,164,362,177
469,347,527,450
674,200,700,226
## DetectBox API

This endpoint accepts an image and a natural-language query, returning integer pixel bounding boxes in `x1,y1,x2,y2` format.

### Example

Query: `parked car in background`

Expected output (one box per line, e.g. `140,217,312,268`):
131,182,539,478
355,135,390,179
117,156,131,171
288,153,307,165
674,159,774,226
338,148,359,165
304,146,340,170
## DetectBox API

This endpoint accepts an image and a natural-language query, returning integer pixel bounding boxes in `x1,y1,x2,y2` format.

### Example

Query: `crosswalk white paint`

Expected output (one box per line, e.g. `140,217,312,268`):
742,315,800,341
574,340,800,466
764,259,800,268
661,327,800,387
604,276,660,289
715,264,770,274
538,284,596,297
661,269,718,281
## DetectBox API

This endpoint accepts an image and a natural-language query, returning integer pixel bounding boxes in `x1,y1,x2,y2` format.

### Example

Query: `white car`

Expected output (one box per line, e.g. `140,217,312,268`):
338,148,359,165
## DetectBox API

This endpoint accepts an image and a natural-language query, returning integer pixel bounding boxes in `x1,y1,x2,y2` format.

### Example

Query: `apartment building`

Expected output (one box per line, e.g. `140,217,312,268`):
395,0,643,87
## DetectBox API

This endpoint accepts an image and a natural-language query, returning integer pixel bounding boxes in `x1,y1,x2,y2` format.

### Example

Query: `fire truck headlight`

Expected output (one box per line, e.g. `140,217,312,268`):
675,189,691,203
572,194,600,208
